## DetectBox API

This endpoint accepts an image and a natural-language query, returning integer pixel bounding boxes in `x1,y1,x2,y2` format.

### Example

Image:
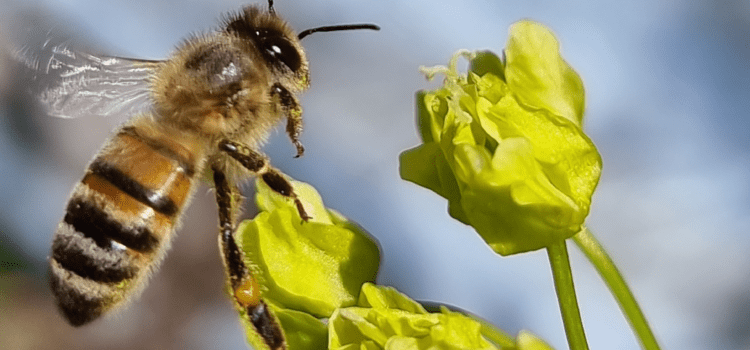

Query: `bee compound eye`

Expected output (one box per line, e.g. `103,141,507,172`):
257,31,302,72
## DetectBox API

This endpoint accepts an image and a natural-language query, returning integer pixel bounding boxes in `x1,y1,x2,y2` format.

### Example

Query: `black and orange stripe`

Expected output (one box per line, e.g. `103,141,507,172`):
49,122,201,326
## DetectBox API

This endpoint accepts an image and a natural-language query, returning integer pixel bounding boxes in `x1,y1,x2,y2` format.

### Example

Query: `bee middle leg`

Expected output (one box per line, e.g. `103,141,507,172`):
218,139,310,221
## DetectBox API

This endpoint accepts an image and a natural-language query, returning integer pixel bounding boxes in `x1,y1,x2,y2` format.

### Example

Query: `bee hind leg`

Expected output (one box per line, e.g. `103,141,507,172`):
212,166,286,350
218,140,310,221
212,167,246,289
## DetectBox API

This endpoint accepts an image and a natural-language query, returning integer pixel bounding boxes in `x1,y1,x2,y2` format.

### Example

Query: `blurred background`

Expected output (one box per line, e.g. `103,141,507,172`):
1,0,749,349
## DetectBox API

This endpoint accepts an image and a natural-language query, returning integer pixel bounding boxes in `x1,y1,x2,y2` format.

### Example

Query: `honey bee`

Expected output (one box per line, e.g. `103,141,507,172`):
31,1,377,348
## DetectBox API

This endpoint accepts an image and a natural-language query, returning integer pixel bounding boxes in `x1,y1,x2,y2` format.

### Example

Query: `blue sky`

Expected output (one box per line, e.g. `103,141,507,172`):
1,0,749,349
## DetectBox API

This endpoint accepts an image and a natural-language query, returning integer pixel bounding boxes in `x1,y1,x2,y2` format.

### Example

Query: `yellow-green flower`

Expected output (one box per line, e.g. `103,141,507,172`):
400,20,601,255
329,283,500,350
236,178,381,349
329,283,554,350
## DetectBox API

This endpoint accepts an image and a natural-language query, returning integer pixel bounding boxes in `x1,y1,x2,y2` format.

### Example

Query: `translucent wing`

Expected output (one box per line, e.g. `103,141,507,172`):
16,39,160,119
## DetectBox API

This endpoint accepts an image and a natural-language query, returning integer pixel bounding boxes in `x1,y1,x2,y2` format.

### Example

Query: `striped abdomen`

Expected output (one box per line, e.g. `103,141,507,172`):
49,122,203,326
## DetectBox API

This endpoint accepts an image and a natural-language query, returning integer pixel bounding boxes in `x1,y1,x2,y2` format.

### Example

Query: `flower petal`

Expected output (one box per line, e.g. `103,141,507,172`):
505,20,585,125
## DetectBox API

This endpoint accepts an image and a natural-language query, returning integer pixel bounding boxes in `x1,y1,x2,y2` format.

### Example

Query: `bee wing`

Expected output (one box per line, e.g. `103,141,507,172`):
17,40,160,119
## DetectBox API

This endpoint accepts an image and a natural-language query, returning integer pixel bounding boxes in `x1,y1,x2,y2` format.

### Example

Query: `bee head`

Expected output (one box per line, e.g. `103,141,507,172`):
224,5,309,91
151,5,307,133
150,3,377,135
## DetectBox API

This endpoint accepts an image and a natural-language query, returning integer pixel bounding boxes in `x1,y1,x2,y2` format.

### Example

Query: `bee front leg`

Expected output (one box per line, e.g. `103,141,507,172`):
272,83,304,158
218,140,310,221
213,167,286,350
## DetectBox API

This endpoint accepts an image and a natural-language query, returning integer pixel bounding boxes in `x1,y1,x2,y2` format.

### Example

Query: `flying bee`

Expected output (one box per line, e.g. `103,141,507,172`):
29,1,377,348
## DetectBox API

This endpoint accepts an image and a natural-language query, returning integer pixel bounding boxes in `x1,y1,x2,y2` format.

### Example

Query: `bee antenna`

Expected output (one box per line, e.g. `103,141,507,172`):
268,0,276,15
298,24,380,40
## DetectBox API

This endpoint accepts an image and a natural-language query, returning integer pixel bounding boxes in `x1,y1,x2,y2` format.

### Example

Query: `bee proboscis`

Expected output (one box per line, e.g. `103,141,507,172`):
31,2,378,348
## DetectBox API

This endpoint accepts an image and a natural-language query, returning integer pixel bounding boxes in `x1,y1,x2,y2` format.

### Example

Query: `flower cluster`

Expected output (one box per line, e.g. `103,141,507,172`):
237,178,550,349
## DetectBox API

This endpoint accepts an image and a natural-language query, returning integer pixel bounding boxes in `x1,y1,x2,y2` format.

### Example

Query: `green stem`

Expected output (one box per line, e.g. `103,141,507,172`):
547,240,589,350
572,227,661,350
